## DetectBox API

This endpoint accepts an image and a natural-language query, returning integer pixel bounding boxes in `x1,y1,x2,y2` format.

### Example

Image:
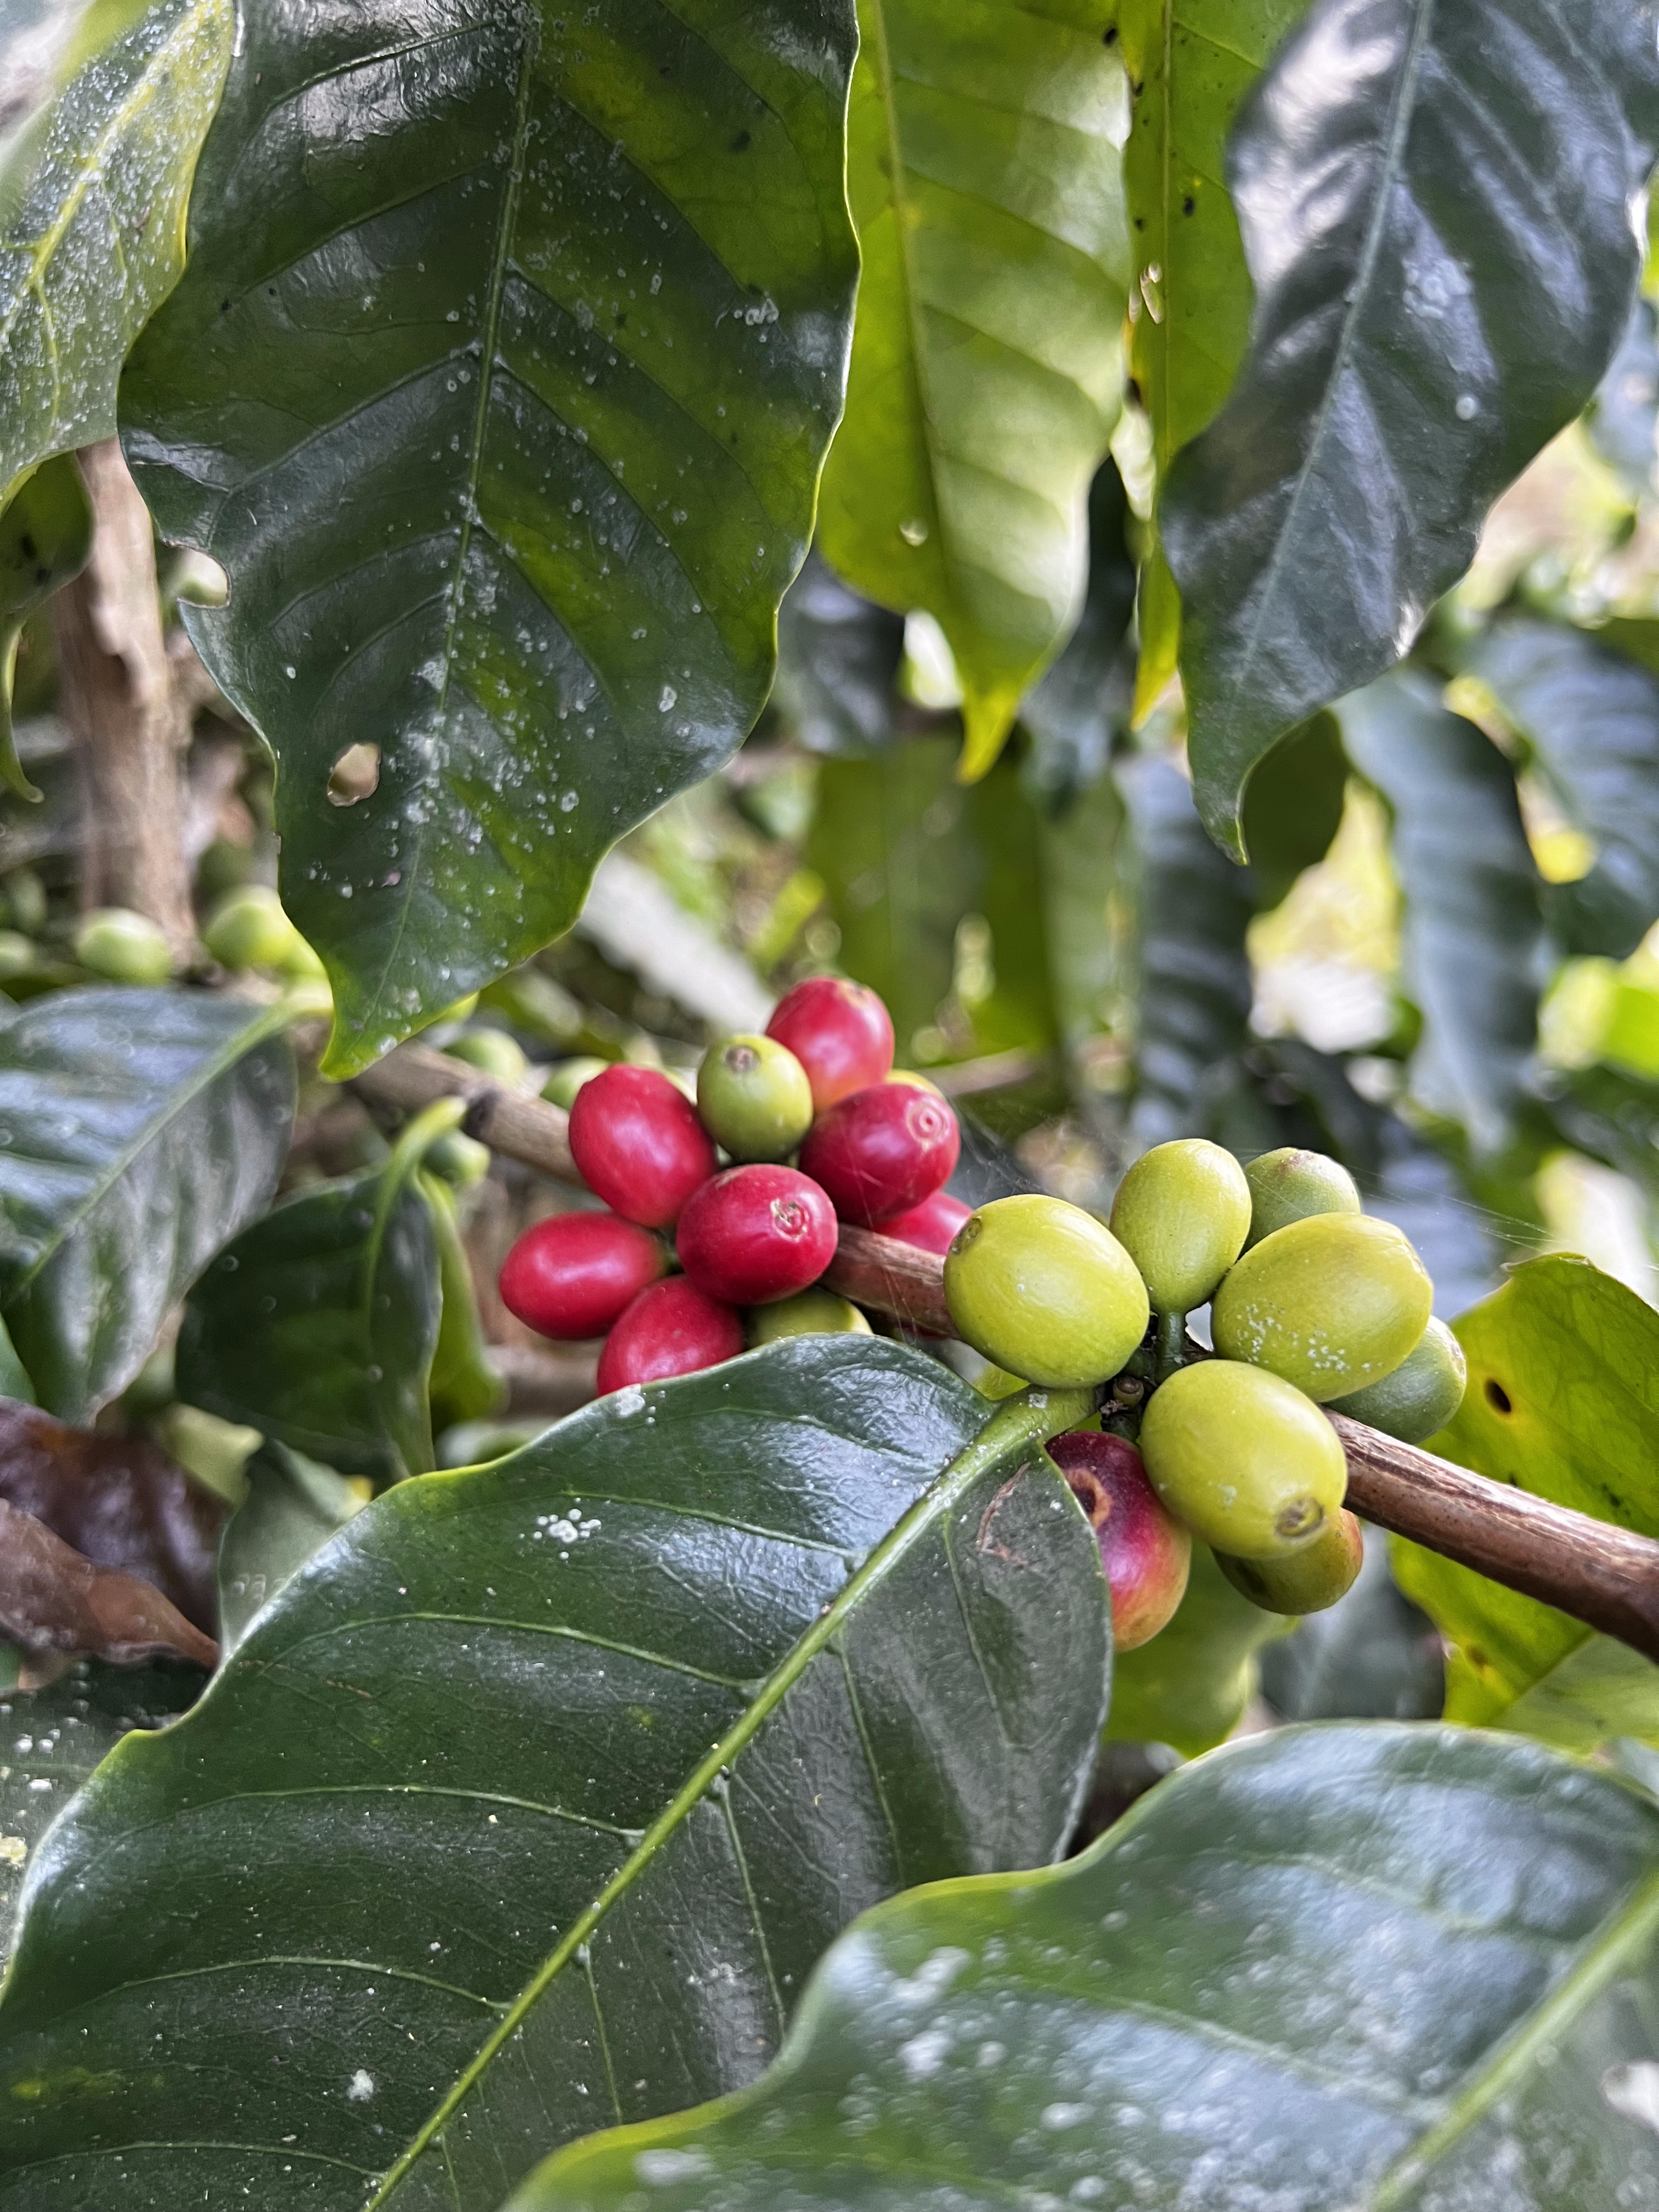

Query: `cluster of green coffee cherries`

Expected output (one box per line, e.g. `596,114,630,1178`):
944,1141,1465,1622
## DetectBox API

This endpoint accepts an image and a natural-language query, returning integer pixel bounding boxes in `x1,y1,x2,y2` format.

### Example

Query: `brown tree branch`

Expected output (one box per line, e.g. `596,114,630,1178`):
349,1042,1659,1662
51,440,195,954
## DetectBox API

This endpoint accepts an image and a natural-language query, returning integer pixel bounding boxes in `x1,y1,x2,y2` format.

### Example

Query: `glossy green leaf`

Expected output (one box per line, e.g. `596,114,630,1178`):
1162,0,1659,854
515,1724,1659,2212
0,1657,200,1967
1462,616,1659,959
0,454,89,798
1117,752,1253,1149
1106,1538,1293,1754
121,0,859,1076
0,986,295,1422
0,0,232,509
1338,670,1543,1152
773,552,906,758
1116,0,1311,709
1238,711,1346,913
817,0,1130,777
0,1346,1108,2208
806,738,1060,1071
174,1108,461,1485
216,1442,363,1655
1393,1254,1659,1753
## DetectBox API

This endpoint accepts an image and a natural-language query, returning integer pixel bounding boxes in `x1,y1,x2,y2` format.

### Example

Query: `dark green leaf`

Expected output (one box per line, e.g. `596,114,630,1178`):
1463,615,1659,958
1116,0,1313,711
512,1725,1659,2212
1118,753,1254,1149
216,1441,363,1654
1587,295,1659,499
0,1657,200,1968
1393,1254,1659,1752
1163,0,1659,853
816,0,1129,776
0,1345,1108,2208
121,0,859,1075
0,455,89,797
1019,460,1136,804
1238,710,1347,912
1105,1539,1293,1754
425,1175,509,1435
773,552,905,758
1338,670,1543,1152
0,0,233,508
176,1117,450,1484
0,986,295,1421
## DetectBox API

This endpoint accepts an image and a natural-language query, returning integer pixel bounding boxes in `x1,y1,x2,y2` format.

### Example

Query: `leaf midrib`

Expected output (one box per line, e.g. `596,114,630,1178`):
364,1384,1087,2205
1,997,290,1304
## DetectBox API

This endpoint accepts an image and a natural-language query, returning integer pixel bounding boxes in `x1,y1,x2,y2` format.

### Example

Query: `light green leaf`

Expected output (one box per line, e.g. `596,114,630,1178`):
1115,0,1312,714
817,0,1130,777
0,0,232,509
1393,1254,1659,1753
0,454,89,798
0,1347,1107,2208
512,1725,1659,2212
0,986,295,1421
121,0,859,1075
1162,0,1659,854
1338,670,1543,1153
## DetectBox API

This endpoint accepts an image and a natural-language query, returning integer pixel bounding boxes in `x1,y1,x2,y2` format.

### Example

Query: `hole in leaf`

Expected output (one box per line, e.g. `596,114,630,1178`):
172,549,228,607
328,742,380,806
1484,1379,1513,1414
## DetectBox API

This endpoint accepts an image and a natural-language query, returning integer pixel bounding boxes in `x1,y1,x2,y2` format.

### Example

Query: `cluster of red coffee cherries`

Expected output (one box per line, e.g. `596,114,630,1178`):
499,979,967,1395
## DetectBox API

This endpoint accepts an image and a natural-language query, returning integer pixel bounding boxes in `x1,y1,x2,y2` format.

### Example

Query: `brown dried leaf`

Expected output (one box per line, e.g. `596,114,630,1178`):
0,1500,217,1667
0,1400,223,1633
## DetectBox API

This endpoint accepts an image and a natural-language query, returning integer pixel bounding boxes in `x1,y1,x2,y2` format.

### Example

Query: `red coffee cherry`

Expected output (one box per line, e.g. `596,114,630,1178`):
873,1188,971,1254
568,1064,716,1228
596,1277,744,1393
676,1164,838,1305
1046,1430,1191,1653
499,1212,667,1341
799,1079,960,1227
766,977,894,1111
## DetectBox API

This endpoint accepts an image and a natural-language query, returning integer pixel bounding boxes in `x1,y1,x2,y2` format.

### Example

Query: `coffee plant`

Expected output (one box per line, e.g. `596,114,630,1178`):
2,0,1659,2204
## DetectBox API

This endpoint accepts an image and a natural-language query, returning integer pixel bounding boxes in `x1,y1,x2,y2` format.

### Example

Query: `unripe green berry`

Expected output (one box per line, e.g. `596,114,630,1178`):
1330,1315,1466,1443
748,1288,872,1344
74,907,173,985
424,1130,492,1189
1211,1212,1432,1402
1110,1138,1251,1314
202,884,301,971
1215,1508,1365,1615
446,1028,529,1087
943,1194,1149,1389
1139,1359,1347,1558
543,1056,609,1110
1243,1146,1361,1249
0,932,36,981
698,1034,814,1161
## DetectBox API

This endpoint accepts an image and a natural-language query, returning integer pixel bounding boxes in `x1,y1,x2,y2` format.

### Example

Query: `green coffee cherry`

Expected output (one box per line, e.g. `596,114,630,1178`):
0,932,36,982
943,1194,1149,1389
1139,1359,1347,1558
74,907,173,985
1330,1315,1466,1443
202,884,301,971
1215,1508,1365,1615
423,1130,492,1190
1243,1147,1361,1249
543,1056,609,1110
1211,1212,1432,1402
446,1028,529,1087
748,1288,872,1344
698,1034,814,1161
1110,1138,1251,1314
